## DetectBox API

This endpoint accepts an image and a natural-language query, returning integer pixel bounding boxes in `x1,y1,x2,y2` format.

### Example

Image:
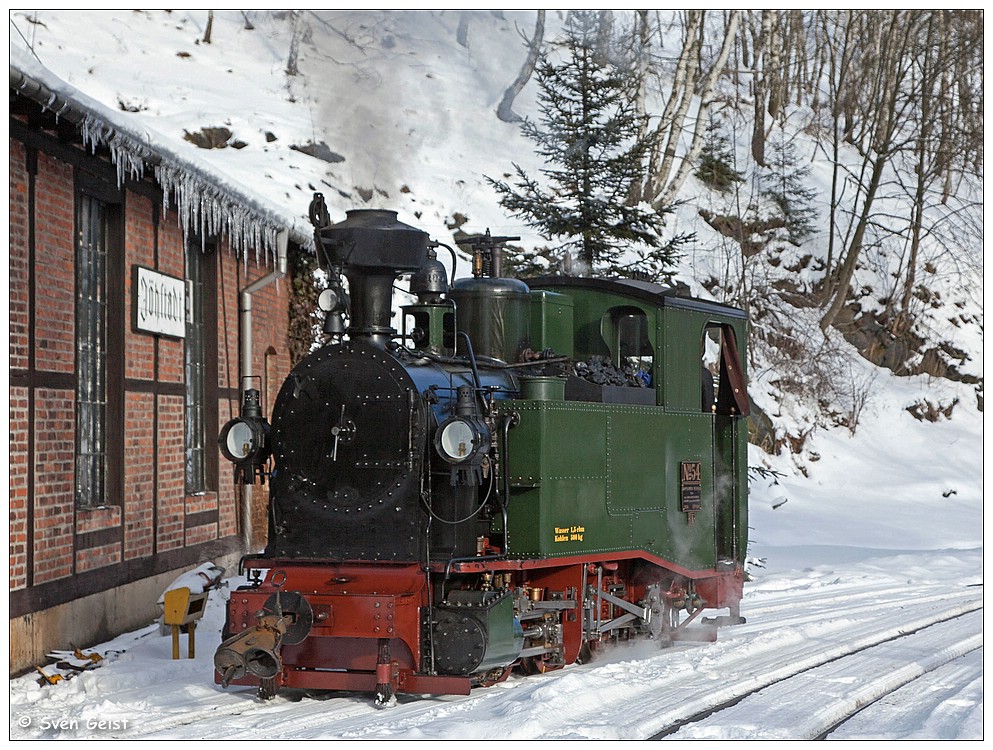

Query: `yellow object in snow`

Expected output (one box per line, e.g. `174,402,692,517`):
163,587,209,660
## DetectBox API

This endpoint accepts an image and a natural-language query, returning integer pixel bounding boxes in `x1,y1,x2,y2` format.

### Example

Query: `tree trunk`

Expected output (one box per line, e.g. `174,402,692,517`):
626,10,653,205
750,11,773,166
819,152,886,331
594,10,613,66
203,10,214,44
819,10,855,282
496,11,545,123
655,10,740,210
286,11,302,77
765,12,784,122
897,12,946,319
643,10,702,202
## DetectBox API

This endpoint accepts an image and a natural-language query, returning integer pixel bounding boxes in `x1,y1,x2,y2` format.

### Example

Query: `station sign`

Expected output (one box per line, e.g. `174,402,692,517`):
133,266,186,338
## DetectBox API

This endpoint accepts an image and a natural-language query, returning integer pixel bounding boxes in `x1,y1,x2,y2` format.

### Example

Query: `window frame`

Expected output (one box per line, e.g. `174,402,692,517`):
74,177,123,509
74,193,109,508
184,236,218,495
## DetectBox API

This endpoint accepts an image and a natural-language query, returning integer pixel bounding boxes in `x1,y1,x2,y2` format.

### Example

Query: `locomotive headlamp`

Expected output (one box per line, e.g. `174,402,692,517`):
220,417,266,462
434,384,492,486
219,388,271,484
318,286,345,313
435,417,489,464
434,414,491,487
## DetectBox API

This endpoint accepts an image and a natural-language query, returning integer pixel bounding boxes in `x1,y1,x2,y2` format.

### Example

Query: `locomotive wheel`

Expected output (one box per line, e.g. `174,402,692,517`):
533,657,561,674
519,655,562,675
576,641,594,665
516,657,538,676
476,666,513,688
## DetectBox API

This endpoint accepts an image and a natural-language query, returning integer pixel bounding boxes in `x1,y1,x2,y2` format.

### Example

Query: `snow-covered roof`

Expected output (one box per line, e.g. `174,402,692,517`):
9,44,314,261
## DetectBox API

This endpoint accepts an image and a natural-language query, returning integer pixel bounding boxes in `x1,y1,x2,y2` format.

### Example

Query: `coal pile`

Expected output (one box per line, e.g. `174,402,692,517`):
573,355,650,388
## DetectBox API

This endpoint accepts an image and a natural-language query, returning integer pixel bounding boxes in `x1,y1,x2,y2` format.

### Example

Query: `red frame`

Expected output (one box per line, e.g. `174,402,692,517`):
219,553,743,696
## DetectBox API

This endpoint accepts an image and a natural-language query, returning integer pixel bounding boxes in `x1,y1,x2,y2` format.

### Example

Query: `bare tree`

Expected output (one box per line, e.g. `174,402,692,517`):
624,10,653,206
651,10,740,211
496,11,545,123
815,9,857,282
748,11,774,166
887,12,983,324
820,11,924,332
892,12,947,325
202,10,214,44
638,10,702,205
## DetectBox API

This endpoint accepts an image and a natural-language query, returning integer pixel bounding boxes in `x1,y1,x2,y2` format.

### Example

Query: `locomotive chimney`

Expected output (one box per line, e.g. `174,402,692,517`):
319,209,429,348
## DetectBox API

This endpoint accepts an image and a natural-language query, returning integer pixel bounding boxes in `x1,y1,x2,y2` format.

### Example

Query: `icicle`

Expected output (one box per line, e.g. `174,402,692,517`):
73,113,289,268
152,160,283,269
80,113,150,188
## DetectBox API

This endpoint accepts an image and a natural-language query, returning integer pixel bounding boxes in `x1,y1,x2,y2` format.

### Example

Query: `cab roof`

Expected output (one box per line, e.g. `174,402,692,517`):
526,276,748,320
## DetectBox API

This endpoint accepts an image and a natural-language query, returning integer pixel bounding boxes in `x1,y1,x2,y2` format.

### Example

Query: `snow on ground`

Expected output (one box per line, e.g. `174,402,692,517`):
748,366,983,563
7,10,983,740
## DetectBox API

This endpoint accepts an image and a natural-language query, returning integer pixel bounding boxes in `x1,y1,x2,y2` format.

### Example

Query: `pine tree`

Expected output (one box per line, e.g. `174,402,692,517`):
759,128,817,246
694,114,744,193
487,11,685,277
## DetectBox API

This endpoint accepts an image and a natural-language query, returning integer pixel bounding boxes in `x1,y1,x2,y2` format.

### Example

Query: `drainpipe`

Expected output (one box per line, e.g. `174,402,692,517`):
238,229,288,552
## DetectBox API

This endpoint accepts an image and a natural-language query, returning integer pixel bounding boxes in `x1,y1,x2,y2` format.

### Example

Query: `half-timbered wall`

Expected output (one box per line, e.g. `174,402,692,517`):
9,110,291,674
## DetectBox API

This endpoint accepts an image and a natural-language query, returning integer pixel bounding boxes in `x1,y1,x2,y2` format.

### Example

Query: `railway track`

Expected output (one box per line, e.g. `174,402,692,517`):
651,607,983,739
135,585,981,740
823,647,984,739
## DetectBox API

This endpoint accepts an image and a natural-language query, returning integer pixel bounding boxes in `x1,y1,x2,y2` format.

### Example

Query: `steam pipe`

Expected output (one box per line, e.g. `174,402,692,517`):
458,332,482,392
432,241,458,286
238,229,289,551
500,413,515,554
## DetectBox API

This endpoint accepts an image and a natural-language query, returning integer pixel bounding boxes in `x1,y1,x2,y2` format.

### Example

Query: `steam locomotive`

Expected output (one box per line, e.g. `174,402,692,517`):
213,200,750,704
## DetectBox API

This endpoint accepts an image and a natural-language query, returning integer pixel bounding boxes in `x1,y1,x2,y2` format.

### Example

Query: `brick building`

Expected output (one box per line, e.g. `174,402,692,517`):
9,56,308,673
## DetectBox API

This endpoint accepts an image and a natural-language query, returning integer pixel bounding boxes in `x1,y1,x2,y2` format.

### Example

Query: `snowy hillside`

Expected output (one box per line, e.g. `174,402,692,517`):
8,10,983,739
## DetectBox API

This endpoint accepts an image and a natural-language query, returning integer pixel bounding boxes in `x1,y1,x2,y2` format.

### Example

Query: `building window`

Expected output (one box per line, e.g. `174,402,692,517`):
75,195,108,507
185,238,209,495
